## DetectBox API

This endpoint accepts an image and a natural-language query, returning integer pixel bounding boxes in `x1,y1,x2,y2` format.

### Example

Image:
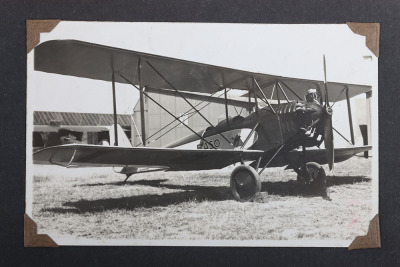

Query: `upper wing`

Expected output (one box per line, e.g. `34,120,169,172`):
34,40,371,102
33,144,264,171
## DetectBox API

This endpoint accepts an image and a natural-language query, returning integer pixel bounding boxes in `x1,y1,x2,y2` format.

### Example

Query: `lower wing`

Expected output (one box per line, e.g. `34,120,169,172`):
33,144,264,171
280,145,372,167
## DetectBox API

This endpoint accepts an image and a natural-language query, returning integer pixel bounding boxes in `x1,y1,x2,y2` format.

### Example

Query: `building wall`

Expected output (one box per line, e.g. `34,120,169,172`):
133,92,250,147
32,111,133,148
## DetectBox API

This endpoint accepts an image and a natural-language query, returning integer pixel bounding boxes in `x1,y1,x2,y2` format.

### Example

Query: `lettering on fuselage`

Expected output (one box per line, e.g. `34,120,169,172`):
197,128,256,150
198,138,220,149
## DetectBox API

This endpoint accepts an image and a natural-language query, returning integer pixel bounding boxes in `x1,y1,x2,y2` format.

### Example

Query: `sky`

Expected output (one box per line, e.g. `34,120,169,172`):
26,22,378,146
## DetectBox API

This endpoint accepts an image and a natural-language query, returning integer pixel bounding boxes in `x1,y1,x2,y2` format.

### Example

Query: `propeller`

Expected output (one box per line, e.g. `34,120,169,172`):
322,55,334,171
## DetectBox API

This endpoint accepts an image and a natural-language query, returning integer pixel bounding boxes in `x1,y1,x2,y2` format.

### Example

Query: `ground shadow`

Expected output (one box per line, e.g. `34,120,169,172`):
44,181,231,214
326,175,370,186
77,179,174,188
260,175,370,199
44,175,370,213
260,180,334,200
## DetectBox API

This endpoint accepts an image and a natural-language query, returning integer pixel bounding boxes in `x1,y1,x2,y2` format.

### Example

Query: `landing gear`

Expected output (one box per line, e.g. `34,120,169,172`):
297,162,326,192
230,165,261,202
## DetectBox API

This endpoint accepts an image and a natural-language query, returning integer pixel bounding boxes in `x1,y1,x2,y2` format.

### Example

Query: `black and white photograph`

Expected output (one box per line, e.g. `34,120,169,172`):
26,22,378,246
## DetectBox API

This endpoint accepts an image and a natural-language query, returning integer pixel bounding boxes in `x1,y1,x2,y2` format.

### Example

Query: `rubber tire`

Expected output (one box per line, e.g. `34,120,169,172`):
297,162,326,191
230,165,261,202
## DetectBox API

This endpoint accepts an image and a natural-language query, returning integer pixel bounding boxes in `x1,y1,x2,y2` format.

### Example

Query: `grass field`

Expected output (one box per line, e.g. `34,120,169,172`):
31,156,373,242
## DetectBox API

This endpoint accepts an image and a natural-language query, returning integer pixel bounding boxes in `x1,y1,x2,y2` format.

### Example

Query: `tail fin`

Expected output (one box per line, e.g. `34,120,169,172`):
109,124,132,147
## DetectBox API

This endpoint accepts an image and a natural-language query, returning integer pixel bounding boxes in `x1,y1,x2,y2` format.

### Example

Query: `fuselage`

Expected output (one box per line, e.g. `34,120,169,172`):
201,100,324,153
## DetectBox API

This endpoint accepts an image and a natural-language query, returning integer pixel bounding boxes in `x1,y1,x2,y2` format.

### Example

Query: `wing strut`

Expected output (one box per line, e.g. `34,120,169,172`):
258,144,285,175
331,86,347,107
145,60,232,145
253,78,285,144
270,82,276,99
240,122,259,149
112,72,118,146
277,80,303,101
224,88,229,126
277,81,290,102
333,127,353,146
330,85,354,145
119,74,217,149
143,89,229,147
252,79,259,114
276,80,281,105
248,89,252,113
130,114,142,145
345,86,355,145
138,58,146,146
253,78,276,114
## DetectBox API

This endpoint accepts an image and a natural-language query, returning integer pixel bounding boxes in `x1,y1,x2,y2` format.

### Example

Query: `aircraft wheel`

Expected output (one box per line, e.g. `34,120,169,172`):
230,165,261,202
297,162,326,191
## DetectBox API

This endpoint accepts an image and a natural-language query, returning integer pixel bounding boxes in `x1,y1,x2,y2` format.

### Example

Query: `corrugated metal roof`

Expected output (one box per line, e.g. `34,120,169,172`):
33,111,131,127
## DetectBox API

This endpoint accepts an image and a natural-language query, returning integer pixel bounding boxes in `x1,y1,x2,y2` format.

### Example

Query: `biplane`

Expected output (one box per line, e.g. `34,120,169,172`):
32,40,372,201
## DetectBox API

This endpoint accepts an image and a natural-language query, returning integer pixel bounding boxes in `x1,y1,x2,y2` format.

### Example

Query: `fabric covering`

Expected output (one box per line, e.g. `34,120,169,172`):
35,40,371,102
33,144,264,171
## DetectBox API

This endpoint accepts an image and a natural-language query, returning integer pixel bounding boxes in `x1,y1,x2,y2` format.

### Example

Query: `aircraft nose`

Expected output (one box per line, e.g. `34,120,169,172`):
305,107,318,113
297,102,323,126
310,104,323,121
